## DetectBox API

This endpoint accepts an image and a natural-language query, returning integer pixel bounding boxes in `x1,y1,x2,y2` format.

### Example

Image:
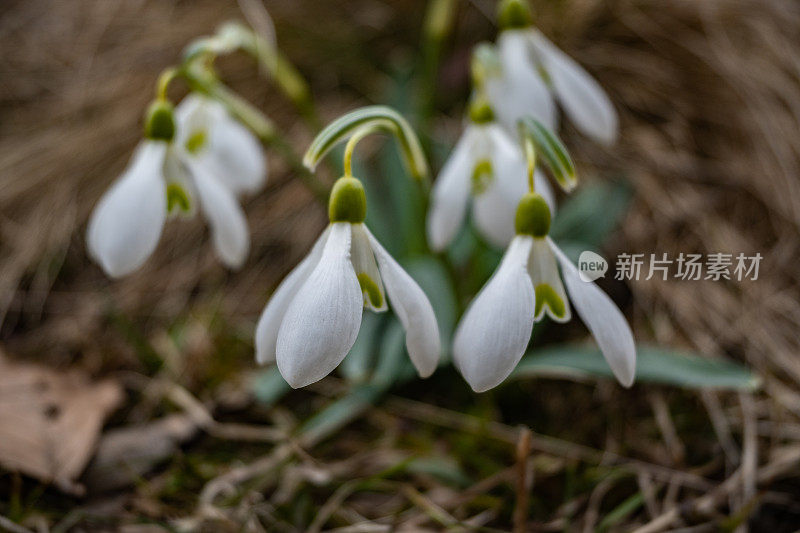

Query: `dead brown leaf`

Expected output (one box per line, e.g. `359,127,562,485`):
0,351,123,494
83,413,200,493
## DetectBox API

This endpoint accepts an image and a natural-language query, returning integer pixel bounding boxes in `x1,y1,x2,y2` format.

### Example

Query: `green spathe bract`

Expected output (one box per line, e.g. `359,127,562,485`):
144,100,176,142
515,193,551,237
303,106,429,182
497,0,533,30
328,177,367,223
518,117,577,192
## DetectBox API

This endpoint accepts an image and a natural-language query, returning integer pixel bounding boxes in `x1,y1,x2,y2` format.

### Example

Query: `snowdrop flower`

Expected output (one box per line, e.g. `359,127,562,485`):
453,192,635,392
87,94,266,277
427,97,554,251
486,0,618,145
255,177,441,388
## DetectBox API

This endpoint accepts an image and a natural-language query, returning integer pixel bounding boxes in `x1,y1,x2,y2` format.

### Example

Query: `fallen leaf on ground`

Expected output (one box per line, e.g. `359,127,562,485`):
0,351,123,494
83,413,200,492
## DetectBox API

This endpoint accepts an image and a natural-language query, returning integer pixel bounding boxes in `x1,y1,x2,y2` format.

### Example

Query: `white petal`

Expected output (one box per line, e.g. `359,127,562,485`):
174,94,207,139
472,180,517,248
453,236,535,392
178,95,267,195
529,30,618,145
255,227,330,365
488,30,557,132
550,239,636,386
365,227,441,378
528,238,570,323
189,160,249,269
426,127,475,251
87,142,167,278
350,224,387,311
202,106,267,195
276,223,363,388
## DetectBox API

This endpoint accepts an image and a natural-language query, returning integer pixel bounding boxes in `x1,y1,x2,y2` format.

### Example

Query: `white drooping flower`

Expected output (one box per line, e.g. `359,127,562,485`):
486,0,618,145
426,106,555,252
87,94,266,278
255,177,441,388
453,193,635,392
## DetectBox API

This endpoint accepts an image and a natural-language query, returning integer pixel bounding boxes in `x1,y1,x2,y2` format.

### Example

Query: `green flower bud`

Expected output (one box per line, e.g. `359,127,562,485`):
468,94,495,124
144,100,175,142
514,192,551,237
497,0,533,31
328,177,367,223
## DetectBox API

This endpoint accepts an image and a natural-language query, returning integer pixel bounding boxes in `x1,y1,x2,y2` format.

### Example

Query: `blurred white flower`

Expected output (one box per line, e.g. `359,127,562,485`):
256,178,440,388
486,28,619,145
87,95,266,277
426,120,554,251
453,194,635,392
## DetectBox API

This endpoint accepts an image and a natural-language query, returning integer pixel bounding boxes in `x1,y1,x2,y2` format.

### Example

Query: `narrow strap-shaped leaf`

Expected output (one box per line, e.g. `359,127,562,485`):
518,116,577,192
304,106,429,181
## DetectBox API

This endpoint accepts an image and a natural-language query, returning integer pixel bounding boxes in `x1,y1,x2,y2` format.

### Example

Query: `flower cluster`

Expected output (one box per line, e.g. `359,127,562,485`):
88,95,265,277
87,1,636,393
424,0,635,391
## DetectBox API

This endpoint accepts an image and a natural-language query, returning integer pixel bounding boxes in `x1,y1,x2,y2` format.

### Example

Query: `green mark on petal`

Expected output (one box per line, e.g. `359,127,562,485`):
535,284,566,320
471,159,493,195
166,183,192,214
357,272,383,309
185,130,207,154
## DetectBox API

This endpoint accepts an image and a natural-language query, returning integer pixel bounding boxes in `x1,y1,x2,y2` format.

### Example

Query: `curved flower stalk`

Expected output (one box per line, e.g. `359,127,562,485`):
87,94,266,277
426,96,555,252
486,0,619,145
256,110,441,388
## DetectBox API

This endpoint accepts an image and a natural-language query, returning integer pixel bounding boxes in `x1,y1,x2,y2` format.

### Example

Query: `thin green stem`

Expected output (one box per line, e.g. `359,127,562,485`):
419,0,456,126
156,67,180,100
524,135,537,192
343,124,380,178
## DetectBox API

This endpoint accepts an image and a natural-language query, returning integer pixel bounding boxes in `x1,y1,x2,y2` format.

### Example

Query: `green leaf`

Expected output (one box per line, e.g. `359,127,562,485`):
597,492,645,532
298,382,384,445
405,457,472,487
511,345,760,390
303,106,429,181
299,321,407,444
340,312,384,382
518,117,576,191
550,181,632,252
404,257,458,359
252,366,291,407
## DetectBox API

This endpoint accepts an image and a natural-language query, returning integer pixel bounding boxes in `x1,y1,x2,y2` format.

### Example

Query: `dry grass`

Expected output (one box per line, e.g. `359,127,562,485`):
1,0,800,530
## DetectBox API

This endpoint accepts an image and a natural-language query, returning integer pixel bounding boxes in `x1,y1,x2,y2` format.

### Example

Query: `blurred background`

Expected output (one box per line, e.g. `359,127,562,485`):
1,0,800,531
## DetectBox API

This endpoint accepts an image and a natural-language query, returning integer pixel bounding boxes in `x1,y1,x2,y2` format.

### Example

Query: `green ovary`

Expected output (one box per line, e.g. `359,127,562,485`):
166,183,191,214
535,284,566,320
357,272,383,308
